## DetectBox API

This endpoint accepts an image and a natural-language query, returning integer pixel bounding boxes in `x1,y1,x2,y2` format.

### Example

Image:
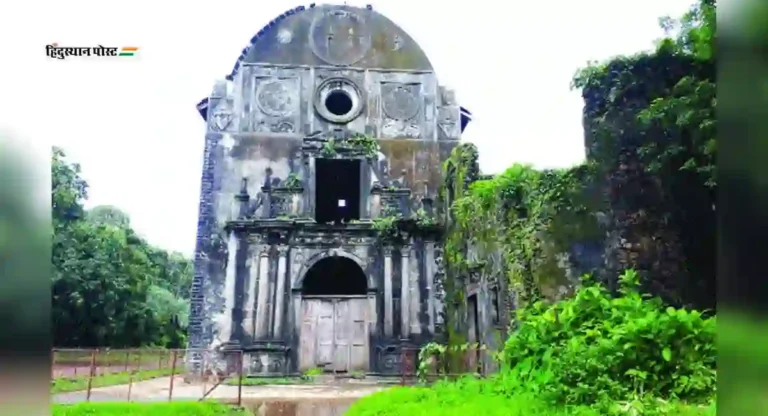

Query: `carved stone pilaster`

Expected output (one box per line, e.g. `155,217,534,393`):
243,242,260,338
254,246,271,339
383,246,394,337
273,245,289,337
400,245,410,338
219,232,240,344
425,240,436,334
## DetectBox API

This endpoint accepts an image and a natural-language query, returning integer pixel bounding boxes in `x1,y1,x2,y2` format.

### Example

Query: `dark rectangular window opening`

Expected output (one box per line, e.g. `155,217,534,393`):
315,158,361,224
490,286,500,325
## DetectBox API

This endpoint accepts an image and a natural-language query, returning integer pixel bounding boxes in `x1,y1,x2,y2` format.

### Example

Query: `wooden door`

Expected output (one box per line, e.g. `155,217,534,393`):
348,298,369,371
300,296,370,372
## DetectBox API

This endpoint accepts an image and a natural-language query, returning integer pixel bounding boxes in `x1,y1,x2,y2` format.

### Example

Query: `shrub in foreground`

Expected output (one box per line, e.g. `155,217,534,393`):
501,269,716,406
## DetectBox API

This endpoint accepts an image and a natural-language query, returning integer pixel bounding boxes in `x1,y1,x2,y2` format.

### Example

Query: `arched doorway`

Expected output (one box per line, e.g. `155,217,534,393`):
299,256,371,373
302,257,367,295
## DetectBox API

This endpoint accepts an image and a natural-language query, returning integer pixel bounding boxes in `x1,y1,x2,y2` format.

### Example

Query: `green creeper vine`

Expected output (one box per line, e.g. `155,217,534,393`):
416,341,487,382
320,139,338,158
343,134,379,159
439,144,600,335
319,134,380,159
282,172,302,188
372,213,402,241
414,208,437,227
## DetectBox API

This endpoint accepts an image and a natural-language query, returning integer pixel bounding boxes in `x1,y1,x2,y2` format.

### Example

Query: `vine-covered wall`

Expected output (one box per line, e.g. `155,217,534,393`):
439,145,604,324
572,2,716,310
436,1,716,339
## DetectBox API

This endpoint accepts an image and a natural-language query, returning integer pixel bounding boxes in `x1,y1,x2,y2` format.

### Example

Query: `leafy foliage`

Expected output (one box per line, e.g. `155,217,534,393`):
87,205,132,228
351,270,715,416
319,134,380,159
52,147,192,348
416,341,487,381
570,0,716,310
502,269,715,407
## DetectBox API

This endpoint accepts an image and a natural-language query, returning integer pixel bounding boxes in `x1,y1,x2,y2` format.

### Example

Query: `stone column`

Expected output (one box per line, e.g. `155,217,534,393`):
254,247,271,339
409,245,421,335
424,240,436,334
272,245,289,337
383,247,394,338
400,245,410,339
242,240,261,338
221,232,239,343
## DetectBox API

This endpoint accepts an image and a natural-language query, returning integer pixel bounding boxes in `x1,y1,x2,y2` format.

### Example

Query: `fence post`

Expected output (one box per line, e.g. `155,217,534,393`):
124,351,130,372
50,349,56,380
86,350,96,402
127,371,134,402
201,351,207,396
94,349,100,377
168,350,178,402
237,351,243,407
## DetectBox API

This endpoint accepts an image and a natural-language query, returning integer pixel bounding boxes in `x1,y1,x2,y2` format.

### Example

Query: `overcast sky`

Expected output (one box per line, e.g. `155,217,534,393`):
1,0,693,255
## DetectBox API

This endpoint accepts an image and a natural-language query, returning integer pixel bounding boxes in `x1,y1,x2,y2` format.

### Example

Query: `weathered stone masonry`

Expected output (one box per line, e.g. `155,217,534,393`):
187,4,472,376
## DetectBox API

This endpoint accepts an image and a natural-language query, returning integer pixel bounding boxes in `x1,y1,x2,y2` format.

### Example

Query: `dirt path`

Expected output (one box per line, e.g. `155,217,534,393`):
52,376,387,404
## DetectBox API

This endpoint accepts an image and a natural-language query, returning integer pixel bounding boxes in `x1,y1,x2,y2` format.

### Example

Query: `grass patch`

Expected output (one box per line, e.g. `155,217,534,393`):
345,380,716,416
52,369,174,394
52,401,249,416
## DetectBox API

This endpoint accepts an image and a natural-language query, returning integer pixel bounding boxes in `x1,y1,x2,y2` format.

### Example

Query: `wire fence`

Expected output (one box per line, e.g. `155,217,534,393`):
52,348,245,404
51,345,488,404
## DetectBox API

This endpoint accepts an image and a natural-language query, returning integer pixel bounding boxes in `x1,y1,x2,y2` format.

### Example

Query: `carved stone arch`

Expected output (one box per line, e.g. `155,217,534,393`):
294,248,375,291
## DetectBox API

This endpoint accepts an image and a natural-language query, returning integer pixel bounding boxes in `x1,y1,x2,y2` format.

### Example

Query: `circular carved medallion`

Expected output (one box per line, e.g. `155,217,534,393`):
256,80,294,117
309,10,372,66
382,84,420,121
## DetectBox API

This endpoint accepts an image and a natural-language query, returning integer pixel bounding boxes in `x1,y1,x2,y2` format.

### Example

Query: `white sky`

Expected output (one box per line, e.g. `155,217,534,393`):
0,0,693,255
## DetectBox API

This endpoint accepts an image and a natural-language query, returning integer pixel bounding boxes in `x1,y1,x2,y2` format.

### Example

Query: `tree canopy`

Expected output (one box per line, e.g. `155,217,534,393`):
52,147,192,348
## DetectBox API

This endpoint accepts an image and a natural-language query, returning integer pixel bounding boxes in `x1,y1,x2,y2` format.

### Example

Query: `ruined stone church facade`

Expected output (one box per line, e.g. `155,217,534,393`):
187,3,472,376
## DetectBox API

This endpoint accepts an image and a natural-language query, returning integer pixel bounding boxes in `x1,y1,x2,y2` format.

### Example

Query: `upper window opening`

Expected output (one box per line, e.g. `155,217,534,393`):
325,90,353,116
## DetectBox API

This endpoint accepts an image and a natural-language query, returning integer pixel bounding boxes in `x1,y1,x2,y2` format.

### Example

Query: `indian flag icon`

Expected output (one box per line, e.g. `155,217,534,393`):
119,47,139,57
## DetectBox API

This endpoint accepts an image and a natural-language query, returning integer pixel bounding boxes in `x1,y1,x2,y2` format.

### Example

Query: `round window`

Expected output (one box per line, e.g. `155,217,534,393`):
325,90,354,116
314,77,364,124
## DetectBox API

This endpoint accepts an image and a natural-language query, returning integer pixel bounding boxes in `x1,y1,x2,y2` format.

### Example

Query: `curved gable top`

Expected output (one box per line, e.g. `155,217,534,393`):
195,3,473,133
244,4,433,70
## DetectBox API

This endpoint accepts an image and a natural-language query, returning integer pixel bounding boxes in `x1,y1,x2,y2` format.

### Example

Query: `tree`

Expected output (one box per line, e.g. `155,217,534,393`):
571,0,716,310
87,205,131,228
51,148,193,348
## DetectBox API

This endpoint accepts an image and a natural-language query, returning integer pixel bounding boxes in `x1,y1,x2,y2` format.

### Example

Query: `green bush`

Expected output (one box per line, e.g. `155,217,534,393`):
347,269,716,416
345,376,714,416
502,269,716,406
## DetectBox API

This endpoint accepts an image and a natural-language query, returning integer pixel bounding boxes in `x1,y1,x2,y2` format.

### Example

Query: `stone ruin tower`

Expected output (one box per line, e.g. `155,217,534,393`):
189,3,472,376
